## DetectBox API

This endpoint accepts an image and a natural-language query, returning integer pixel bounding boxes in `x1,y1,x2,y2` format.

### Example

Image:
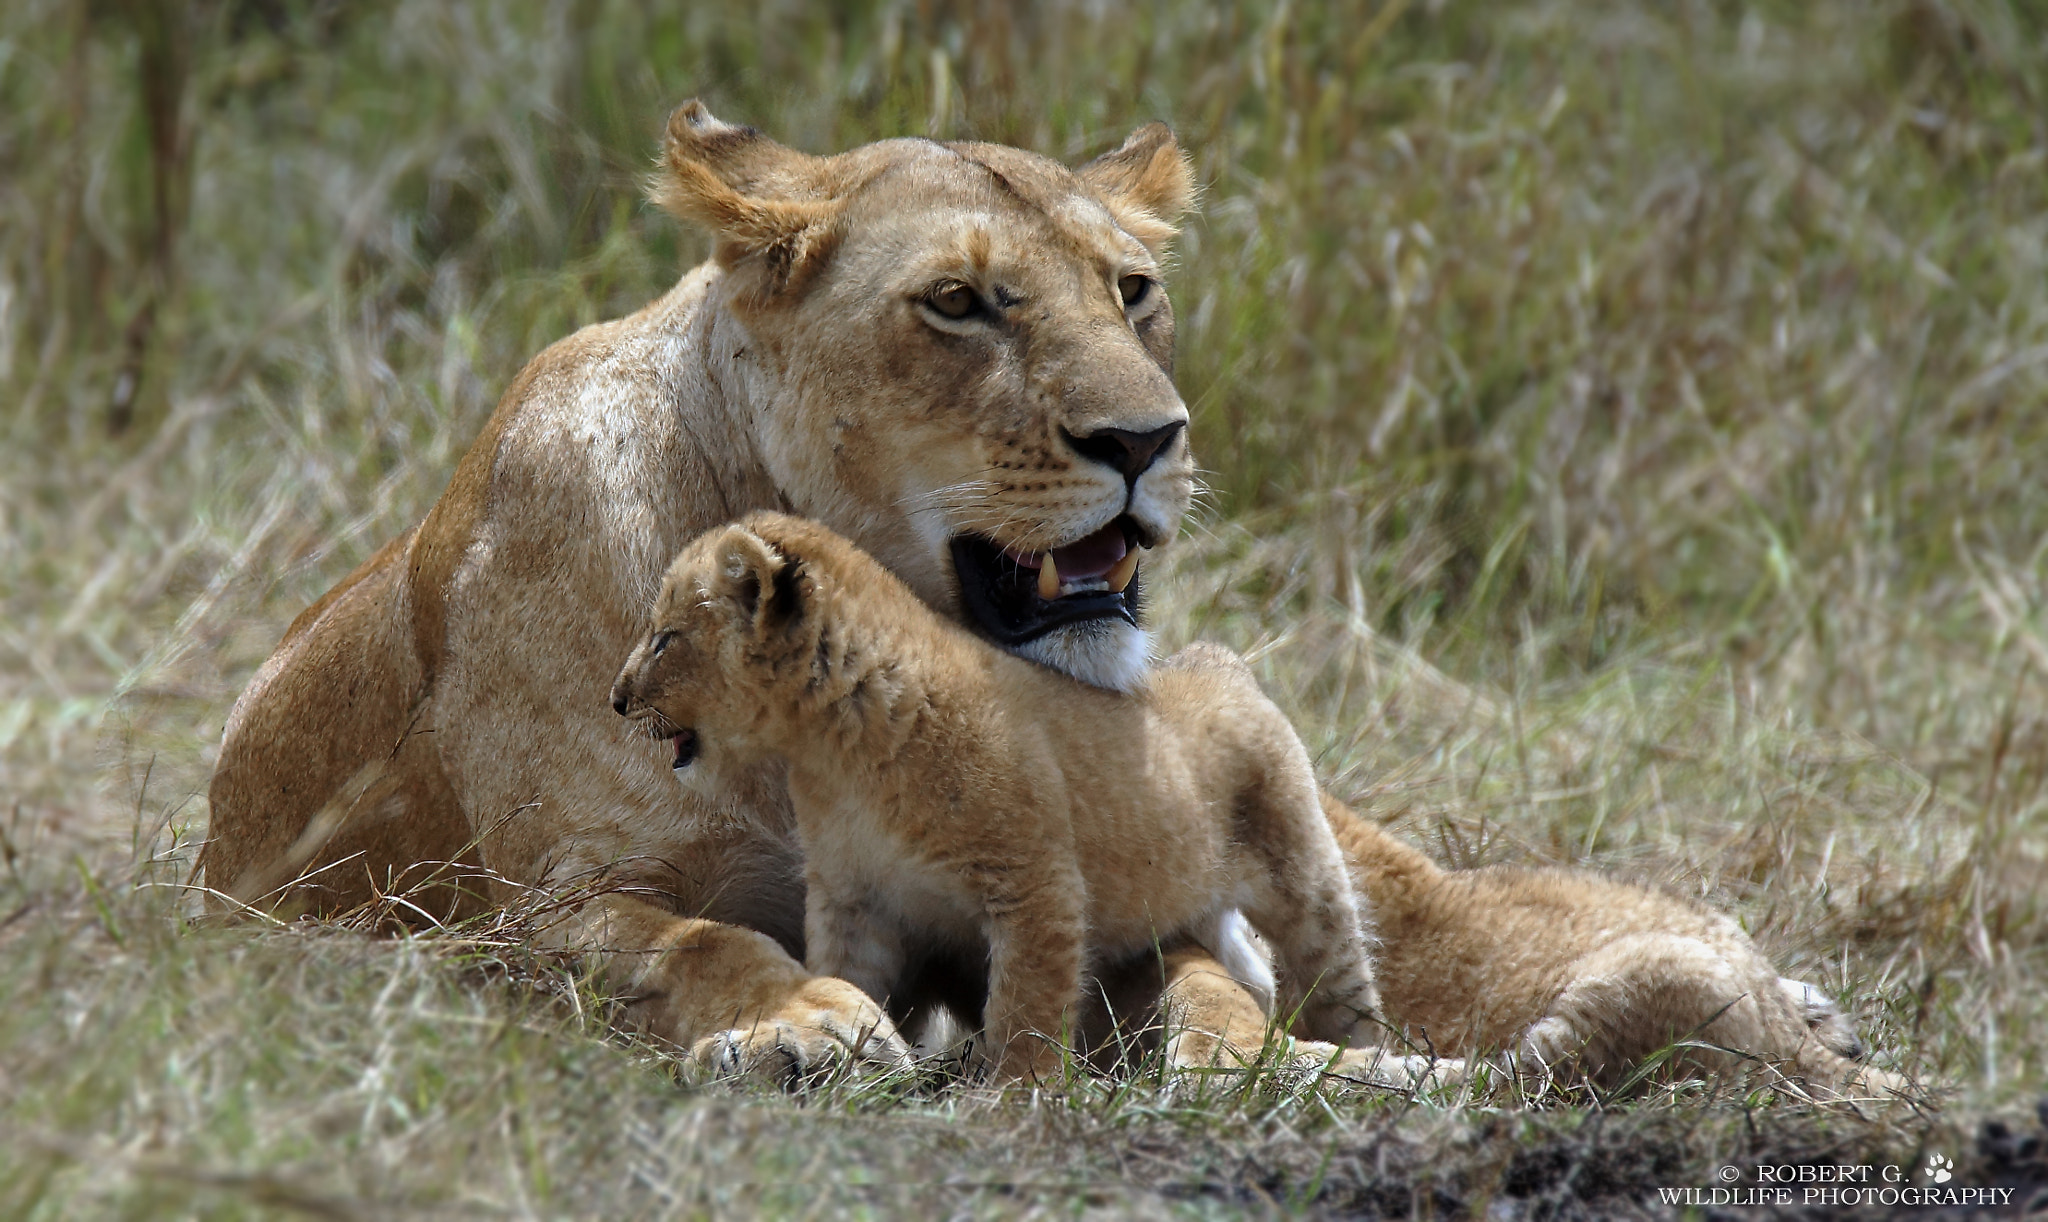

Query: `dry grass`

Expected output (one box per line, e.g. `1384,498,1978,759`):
4,0,2046,1215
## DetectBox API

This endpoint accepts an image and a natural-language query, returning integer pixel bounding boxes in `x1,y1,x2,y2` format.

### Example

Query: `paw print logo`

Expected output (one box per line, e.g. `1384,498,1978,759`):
1925,1153,1953,1184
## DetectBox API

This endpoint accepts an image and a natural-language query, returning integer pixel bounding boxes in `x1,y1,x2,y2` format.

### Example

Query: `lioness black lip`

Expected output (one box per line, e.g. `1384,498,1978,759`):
671,730,699,769
949,519,1146,647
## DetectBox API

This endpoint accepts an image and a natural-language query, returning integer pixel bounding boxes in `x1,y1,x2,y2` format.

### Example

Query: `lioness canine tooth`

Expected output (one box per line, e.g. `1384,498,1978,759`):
1105,548,1140,594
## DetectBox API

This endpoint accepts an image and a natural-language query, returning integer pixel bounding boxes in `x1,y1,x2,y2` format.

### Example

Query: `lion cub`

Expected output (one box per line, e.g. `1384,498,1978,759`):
612,512,1380,1082
1329,804,1901,1099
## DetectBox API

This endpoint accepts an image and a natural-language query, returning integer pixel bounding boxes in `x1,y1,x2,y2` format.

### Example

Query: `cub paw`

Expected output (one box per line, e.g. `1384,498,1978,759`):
1520,1015,1581,1067
986,1036,1069,1087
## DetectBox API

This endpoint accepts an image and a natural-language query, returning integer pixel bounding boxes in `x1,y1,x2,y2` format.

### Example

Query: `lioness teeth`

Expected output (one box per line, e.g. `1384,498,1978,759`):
1105,548,1140,593
1037,551,1062,601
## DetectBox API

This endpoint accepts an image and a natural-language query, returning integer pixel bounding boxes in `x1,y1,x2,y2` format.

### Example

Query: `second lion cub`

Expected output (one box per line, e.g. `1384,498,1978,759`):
611,511,1379,1082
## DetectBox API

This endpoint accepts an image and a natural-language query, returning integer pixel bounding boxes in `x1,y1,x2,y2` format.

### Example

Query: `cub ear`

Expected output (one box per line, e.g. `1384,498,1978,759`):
1077,123,1196,258
651,100,844,290
711,525,804,633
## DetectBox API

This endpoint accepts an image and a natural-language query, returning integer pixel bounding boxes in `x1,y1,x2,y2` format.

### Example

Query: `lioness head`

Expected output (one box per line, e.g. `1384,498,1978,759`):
610,514,866,781
653,101,1197,692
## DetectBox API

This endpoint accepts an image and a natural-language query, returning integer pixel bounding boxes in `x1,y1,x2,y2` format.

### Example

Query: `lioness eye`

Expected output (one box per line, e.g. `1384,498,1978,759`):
651,631,676,655
1118,275,1152,308
926,282,981,320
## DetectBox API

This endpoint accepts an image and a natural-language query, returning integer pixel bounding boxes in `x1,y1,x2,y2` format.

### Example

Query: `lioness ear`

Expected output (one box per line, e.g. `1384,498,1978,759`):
712,526,804,633
651,100,842,289
1077,123,1196,258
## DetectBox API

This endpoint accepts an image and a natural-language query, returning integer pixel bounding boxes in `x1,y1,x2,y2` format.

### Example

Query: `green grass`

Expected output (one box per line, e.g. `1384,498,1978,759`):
4,0,2046,1215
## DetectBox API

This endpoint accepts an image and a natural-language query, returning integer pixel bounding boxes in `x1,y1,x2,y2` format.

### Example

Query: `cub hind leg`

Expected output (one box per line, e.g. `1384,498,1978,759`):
1523,934,1906,1101
1233,760,1383,1049
1158,645,1381,1048
1153,646,1380,1044
1519,932,1785,1084
1246,863,1462,1089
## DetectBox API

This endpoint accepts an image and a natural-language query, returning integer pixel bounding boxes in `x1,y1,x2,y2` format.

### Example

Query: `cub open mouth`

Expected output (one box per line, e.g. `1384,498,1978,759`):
950,518,1147,647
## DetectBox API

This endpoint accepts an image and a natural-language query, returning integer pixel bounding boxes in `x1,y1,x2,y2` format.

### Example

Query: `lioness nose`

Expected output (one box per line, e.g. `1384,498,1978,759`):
1063,421,1185,485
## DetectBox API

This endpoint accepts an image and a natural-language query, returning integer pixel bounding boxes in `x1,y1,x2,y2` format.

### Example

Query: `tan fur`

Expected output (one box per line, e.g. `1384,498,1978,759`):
612,513,1383,1082
1323,801,1903,1100
201,104,1210,1075
197,100,1878,1099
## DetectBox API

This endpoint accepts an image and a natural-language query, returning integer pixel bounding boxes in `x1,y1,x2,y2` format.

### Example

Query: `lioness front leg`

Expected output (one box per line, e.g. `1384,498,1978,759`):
980,875,1088,1084
1150,946,1461,1090
1153,943,1276,1070
545,892,911,1082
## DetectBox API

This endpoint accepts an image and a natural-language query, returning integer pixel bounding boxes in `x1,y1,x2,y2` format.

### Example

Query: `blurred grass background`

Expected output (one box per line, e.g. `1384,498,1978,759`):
3,0,2046,1215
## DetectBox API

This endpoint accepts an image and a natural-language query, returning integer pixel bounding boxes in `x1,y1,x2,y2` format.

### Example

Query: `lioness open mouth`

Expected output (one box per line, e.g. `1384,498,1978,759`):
950,518,1147,647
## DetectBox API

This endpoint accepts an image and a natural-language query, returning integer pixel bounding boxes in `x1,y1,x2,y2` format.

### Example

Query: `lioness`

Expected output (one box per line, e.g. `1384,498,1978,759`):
611,513,1383,1082
203,101,1299,1076
196,98,1879,1098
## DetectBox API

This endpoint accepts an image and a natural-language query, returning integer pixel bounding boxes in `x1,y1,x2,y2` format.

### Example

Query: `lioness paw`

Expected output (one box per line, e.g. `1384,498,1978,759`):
687,978,912,1087
1163,1029,1465,1095
688,1017,911,1086
1314,1041,1468,1092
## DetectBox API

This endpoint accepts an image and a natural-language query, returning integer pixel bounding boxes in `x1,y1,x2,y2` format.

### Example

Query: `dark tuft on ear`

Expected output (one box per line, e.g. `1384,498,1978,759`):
729,566,763,619
769,557,805,628
714,525,806,635
1076,122,1197,257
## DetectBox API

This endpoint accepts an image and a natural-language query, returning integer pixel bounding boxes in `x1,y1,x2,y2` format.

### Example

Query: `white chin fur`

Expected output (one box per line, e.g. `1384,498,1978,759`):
1011,619,1153,692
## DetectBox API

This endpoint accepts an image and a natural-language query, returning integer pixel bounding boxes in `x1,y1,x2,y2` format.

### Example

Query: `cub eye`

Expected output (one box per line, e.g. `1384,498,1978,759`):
925,281,982,320
1118,274,1153,309
651,630,676,656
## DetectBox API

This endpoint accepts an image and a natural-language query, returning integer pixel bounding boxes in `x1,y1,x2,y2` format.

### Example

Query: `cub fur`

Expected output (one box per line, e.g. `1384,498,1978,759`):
1334,807,1901,1099
611,512,1381,1083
